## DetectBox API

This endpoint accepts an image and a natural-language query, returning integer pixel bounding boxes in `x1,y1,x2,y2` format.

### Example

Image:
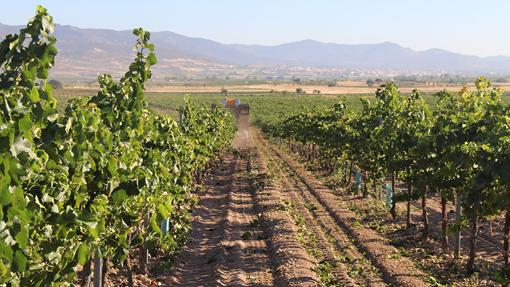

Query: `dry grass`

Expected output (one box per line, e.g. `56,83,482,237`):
64,81,510,95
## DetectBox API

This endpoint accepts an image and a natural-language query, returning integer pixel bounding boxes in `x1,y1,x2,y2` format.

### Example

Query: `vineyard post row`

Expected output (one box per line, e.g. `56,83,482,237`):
0,6,235,286
259,80,510,278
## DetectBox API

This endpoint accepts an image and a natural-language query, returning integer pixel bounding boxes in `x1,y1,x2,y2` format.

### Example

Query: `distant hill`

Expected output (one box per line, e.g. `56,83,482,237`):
2,22,510,80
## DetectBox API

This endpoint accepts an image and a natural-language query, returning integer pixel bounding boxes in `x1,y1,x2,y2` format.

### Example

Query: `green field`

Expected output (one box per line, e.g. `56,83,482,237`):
56,89,510,128
56,89,361,119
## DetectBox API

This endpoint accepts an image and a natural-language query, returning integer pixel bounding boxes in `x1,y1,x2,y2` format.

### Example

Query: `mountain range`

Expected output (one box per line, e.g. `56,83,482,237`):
1,22,510,80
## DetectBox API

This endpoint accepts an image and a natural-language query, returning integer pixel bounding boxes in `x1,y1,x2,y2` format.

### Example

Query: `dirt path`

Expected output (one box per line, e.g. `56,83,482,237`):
168,152,236,286
250,151,321,287
169,115,323,286
170,115,433,286
169,114,275,286
254,131,359,286
266,139,507,286
254,130,430,287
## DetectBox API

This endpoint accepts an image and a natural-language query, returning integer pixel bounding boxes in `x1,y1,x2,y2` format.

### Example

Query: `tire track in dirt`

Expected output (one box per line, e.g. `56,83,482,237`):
256,136,356,286
216,151,274,286
278,170,359,287
254,129,430,287
249,150,322,287
169,114,275,287
168,154,236,286
255,129,386,287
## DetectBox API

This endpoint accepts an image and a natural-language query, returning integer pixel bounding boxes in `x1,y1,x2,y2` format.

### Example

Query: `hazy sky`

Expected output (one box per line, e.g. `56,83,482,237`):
2,1,509,57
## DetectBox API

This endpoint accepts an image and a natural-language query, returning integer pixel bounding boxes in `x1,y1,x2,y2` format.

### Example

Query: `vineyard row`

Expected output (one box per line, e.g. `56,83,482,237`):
0,7,234,286
260,78,510,278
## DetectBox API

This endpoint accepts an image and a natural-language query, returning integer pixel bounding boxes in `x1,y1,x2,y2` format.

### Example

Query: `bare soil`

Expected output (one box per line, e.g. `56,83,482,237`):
250,146,321,286
67,81,510,95
164,119,430,286
95,117,447,286
169,114,274,286
285,143,508,286
257,133,429,287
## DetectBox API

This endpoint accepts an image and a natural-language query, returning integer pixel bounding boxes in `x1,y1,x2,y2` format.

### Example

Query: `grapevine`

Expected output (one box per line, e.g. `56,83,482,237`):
0,6,234,286
260,77,510,277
